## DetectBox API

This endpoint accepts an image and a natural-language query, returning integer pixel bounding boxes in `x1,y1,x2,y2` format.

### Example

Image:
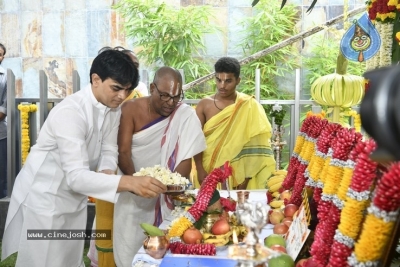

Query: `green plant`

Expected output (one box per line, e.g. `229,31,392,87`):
114,0,216,84
238,0,300,113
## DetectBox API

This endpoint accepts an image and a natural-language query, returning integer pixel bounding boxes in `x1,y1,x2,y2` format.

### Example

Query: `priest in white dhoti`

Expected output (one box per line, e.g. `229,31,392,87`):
0,50,167,267
113,67,206,267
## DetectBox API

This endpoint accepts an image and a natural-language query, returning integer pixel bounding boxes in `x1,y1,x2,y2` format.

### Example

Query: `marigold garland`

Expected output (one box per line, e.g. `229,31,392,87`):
349,161,400,266
17,104,38,165
168,162,232,238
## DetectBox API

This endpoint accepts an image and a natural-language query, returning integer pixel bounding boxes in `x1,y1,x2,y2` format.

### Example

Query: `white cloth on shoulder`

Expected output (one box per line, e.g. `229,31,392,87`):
113,103,206,267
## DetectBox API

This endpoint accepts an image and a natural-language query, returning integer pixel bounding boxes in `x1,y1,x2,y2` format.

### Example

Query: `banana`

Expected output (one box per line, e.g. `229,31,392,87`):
269,200,285,208
272,192,280,198
203,230,232,240
203,230,232,246
268,182,283,193
267,175,285,188
140,223,165,236
203,237,229,246
272,170,287,175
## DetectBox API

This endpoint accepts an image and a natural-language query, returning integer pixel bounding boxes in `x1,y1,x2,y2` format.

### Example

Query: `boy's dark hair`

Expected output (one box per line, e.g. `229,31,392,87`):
90,49,139,90
0,43,6,56
214,57,240,79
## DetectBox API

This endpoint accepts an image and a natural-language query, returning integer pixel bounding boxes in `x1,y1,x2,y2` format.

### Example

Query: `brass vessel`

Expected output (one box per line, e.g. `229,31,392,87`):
143,235,169,259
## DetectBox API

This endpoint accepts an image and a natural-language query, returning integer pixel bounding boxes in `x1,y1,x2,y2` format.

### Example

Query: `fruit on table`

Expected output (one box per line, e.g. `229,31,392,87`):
269,209,285,225
211,217,230,235
267,175,285,192
284,204,299,218
264,234,286,248
273,223,289,235
270,200,285,208
140,223,165,236
268,253,295,267
270,244,287,254
202,230,232,246
182,227,202,244
280,190,292,201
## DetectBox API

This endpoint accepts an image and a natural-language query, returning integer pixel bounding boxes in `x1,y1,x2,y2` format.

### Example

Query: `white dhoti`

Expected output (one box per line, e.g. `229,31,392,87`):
113,104,206,267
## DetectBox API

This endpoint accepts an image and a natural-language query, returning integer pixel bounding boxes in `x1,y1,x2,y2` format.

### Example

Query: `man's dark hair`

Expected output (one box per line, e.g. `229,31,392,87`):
90,49,139,90
0,43,6,56
214,57,240,79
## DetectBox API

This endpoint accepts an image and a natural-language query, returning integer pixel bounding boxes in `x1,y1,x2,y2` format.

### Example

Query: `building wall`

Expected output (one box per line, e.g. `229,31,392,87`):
0,0,366,98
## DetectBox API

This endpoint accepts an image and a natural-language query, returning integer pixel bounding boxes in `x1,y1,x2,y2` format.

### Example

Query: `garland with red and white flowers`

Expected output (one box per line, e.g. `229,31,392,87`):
328,139,377,267
168,162,232,239
348,161,400,266
310,128,361,266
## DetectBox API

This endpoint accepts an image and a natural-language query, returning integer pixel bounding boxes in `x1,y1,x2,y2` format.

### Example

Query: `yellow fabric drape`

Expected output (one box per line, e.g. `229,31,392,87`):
95,199,116,267
124,88,143,102
194,92,275,189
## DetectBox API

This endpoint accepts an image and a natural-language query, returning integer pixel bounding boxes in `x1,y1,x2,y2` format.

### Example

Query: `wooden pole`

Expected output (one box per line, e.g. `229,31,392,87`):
183,6,366,91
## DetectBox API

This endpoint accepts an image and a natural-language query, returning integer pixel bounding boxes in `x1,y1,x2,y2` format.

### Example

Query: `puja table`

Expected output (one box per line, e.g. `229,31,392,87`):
132,189,274,267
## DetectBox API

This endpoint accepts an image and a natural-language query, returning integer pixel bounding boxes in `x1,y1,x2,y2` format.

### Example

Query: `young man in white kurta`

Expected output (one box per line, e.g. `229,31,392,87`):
1,50,167,267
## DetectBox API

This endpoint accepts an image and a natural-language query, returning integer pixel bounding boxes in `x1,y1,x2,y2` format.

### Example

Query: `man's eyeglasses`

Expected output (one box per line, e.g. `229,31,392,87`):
153,83,184,103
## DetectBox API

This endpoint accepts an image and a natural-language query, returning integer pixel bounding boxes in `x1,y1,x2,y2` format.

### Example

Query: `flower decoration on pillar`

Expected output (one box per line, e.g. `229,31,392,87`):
17,103,38,165
305,123,341,203
310,128,361,266
349,158,400,266
328,139,377,267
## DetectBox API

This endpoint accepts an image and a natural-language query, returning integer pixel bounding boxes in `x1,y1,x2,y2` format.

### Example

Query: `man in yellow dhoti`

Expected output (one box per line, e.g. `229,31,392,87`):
194,57,275,190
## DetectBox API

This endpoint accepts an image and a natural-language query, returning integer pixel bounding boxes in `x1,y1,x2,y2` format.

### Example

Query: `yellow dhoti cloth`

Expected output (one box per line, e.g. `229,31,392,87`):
95,200,116,267
194,92,275,189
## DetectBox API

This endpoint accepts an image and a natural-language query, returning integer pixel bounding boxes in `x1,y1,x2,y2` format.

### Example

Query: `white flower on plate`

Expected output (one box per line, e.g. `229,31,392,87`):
133,165,189,186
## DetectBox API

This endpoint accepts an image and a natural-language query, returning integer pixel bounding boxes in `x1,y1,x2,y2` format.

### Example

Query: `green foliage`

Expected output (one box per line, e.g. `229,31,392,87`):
238,0,300,107
302,30,366,90
114,0,216,84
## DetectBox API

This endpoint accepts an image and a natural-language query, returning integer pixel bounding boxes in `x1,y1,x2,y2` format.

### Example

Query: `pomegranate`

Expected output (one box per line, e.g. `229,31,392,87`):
182,227,202,244
211,218,230,235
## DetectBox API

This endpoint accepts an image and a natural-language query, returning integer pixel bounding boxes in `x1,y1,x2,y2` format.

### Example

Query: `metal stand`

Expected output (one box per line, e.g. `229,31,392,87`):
228,201,278,267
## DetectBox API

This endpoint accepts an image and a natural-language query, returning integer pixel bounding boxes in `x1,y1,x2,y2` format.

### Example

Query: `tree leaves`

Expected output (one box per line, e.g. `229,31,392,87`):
253,0,319,13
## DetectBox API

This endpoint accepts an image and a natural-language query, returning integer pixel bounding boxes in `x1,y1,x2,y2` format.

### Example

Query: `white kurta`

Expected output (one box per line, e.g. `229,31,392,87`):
1,85,122,267
113,104,206,267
